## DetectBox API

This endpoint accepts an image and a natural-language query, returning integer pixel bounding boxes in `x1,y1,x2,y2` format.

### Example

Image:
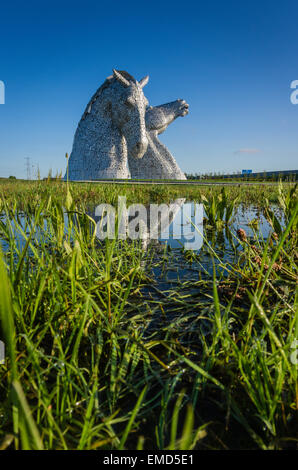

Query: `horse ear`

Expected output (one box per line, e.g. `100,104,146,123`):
139,75,149,88
113,69,130,88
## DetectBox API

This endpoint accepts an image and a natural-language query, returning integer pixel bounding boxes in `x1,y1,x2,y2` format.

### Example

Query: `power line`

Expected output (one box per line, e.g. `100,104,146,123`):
25,157,31,180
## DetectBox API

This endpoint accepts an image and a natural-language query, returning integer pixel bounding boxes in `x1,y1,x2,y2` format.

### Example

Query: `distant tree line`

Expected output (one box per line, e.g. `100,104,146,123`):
185,170,297,182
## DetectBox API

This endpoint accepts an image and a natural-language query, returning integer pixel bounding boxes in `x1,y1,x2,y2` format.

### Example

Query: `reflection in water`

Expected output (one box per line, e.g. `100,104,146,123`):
0,201,284,319
90,198,204,251
0,202,281,283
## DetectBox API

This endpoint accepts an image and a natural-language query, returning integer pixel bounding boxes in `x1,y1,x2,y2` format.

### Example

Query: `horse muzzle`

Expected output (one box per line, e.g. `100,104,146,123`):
131,139,148,159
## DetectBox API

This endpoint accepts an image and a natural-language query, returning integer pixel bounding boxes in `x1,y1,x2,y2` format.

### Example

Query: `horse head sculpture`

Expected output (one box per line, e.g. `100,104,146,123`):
109,70,149,159
66,70,149,180
65,69,187,181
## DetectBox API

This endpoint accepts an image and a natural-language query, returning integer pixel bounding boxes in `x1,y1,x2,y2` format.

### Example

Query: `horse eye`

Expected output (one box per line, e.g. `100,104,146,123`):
125,98,134,108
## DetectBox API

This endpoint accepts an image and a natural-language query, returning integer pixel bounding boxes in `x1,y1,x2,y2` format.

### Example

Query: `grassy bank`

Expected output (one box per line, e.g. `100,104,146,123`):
0,180,297,450
0,178,296,211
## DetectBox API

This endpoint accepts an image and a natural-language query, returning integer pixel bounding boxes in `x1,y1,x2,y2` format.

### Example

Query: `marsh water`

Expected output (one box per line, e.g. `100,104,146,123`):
0,201,282,291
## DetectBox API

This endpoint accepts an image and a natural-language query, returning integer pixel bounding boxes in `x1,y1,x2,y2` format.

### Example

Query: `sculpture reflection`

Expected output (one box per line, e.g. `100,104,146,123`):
90,198,203,251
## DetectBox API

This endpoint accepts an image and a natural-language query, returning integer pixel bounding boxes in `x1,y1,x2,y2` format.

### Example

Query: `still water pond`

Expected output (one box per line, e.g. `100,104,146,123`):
0,201,282,289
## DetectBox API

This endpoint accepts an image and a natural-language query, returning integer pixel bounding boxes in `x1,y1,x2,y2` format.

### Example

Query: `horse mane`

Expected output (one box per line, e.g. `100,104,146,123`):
81,71,137,120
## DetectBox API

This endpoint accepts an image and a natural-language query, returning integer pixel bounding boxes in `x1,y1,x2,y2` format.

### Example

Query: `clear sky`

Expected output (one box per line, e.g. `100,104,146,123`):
0,0,297,178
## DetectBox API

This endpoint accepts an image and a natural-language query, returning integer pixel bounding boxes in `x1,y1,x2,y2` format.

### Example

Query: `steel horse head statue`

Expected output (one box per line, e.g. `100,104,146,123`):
66,69,188,180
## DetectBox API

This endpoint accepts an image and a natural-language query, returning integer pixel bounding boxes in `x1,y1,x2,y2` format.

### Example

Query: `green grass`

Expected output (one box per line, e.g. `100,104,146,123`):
0,180,297,450
0,177,295,210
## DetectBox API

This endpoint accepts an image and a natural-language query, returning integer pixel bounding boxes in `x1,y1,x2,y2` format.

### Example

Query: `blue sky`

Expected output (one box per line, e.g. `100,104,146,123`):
0,0,297,178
